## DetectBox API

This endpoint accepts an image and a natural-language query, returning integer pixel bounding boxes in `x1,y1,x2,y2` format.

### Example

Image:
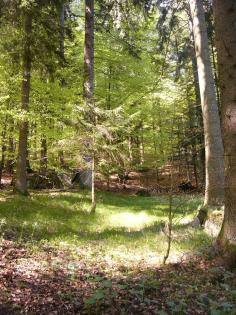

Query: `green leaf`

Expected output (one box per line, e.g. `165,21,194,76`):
101,280,112,288
84,289,105,305
92,289,105,300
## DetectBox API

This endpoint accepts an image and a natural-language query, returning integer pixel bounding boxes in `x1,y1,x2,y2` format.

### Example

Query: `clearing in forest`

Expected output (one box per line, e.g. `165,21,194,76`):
0,191,235,314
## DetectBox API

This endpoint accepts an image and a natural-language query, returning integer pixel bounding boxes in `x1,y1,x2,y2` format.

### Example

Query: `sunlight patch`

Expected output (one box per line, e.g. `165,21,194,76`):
109,211,156,230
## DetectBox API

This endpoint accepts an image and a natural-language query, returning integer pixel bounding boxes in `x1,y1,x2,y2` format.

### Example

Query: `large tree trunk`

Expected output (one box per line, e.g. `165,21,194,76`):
188,17,205,185
189,0,224,206
14,12,32,195
213,0,236,265
83,0,96,213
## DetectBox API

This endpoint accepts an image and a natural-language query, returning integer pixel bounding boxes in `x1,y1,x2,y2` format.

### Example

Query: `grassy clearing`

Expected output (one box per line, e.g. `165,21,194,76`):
0,190,210,266
0,190,235,315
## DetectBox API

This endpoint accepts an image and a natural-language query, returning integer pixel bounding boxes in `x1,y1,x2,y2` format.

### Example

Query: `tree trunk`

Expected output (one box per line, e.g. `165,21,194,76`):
6,123,15,174
40,135,47,175
83,0,96,213
128,136,133,163
0,119,7,187
14,12,32,195
188,18,205,186
213,0,236,265
83,0,94,100
186,85,199,188
152,120,159,185
189,0,224,206
58,150,66,168
90,153,96,213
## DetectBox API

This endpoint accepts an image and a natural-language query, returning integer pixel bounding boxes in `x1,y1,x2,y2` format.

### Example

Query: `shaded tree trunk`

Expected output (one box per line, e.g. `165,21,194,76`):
152,120,159,185
83,0,96,213
0,119,8,186
5,123,15,174
138,121,144,166
40,135,47,175
128,136,133,163
189,0,224,206
58,150,66,168
188,18,205,185
214,0,236,265
14,12,32,195
83,0,94,100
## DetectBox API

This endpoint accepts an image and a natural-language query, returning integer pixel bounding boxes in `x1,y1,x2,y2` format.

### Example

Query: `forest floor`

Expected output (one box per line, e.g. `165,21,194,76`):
0,190,235,314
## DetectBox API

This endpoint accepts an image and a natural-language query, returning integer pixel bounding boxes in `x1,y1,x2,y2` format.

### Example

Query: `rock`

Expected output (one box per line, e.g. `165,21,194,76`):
191,217,201,228
58,173,73,188
72,169,92,189
197,207,209,225
205,210,224,237
27,170,63,190
135,189,151,197
178,181,195,192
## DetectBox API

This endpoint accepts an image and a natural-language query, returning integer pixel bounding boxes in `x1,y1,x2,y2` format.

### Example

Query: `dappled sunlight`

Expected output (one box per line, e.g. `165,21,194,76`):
0,191,234,315
109,211,158,231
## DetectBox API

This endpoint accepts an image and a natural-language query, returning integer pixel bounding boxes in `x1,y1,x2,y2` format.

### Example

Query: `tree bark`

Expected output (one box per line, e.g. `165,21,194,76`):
14,12,32,195
40,135,47,175
213,0,236,264
0,118,8,187
189,0,224,206
83,0,96,213
139,122,144,166
83,0,94,100
128,136,133,163
188,17,205,185
6,123,15,174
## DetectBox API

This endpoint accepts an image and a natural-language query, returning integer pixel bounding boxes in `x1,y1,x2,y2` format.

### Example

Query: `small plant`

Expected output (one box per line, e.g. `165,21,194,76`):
83,278,113,312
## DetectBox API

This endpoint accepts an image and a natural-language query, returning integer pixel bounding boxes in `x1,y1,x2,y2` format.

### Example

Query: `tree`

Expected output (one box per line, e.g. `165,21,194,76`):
83,0,96,213
14,10,32,195
213,0,236,265
189,0,224,207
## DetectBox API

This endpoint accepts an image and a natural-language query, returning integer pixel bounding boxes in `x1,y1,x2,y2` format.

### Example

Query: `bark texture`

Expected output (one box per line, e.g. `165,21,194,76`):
189,0,224,206
83,0,96,213
214,0,236,260
15,12,32,195
83,0,94,100
188,16,205,184
40,135,47,175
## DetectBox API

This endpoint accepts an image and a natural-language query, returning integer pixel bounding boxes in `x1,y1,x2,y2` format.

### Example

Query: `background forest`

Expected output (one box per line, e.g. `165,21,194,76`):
0,0,205,188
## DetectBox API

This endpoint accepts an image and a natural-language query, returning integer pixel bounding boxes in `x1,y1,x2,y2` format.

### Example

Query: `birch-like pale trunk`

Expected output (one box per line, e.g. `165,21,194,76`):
189,0,224,206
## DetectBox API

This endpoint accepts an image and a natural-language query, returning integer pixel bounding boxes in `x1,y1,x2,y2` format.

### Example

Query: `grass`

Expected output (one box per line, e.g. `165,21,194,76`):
1,190,235,315
0,189,212,266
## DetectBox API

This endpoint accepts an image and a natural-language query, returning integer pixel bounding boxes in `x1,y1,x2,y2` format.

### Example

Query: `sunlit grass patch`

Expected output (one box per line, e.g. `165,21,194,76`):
0,190,210,265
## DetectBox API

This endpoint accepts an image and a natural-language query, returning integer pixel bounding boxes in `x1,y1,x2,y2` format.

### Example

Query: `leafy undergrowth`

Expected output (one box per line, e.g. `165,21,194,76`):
0,240,235,315
0,190,235,314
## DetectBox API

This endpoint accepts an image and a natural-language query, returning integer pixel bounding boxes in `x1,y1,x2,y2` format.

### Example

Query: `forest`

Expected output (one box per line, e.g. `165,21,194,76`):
0,0,235,314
